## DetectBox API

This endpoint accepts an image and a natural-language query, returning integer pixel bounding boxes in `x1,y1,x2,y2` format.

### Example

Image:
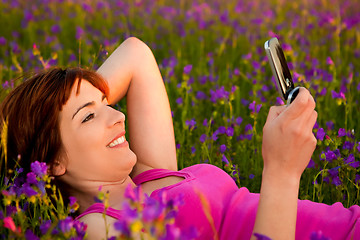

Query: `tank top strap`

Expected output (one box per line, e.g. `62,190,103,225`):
132,168,188,185
76,203,122,220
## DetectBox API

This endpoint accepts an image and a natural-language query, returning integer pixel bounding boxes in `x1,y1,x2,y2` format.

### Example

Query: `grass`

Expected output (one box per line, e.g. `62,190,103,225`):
0,0,360,238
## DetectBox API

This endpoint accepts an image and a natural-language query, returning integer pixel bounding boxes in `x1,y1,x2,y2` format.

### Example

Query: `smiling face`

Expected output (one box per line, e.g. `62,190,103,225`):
58,79,136,184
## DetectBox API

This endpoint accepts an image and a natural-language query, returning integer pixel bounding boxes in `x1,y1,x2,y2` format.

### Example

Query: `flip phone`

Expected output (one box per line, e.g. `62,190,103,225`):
264,37,299,105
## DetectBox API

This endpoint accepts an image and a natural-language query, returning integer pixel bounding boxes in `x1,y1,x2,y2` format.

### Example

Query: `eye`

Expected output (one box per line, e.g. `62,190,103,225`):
82,113,95,123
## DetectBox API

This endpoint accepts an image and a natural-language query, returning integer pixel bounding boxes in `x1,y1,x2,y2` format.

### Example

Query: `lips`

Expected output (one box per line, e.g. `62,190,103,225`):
107,132,127,148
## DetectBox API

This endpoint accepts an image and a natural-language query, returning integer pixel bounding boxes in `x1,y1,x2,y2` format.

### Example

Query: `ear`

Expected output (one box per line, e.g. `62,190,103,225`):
49,160,66,177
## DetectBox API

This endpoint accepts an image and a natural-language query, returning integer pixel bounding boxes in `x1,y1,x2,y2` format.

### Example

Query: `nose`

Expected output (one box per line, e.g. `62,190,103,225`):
107,106,125,127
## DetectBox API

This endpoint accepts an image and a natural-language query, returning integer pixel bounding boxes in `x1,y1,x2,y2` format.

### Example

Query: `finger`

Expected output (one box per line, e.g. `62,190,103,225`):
265,105,287,122
306,110,318,131
281,87,313,120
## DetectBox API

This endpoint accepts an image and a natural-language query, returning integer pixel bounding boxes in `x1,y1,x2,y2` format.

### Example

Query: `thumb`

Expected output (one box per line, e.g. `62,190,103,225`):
281,87,311,120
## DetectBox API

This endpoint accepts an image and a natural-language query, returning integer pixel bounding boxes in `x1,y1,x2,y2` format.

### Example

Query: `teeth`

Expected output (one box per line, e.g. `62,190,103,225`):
108,136,125,148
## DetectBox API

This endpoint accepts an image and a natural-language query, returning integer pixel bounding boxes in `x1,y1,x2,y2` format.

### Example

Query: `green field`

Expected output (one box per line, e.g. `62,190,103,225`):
1,0,360,238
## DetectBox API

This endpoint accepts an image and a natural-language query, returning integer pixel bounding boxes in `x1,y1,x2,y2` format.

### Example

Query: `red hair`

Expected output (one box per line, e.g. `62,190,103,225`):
0,67,109,175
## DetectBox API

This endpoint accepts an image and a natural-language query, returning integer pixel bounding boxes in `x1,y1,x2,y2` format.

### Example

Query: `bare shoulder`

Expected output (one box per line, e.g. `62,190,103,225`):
78,213,119,240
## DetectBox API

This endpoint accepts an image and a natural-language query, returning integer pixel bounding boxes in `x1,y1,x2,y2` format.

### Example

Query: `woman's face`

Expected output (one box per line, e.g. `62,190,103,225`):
58,79,136,184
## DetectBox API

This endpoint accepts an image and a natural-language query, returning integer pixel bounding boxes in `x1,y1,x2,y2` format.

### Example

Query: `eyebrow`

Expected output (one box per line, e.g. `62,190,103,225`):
72,94,107,120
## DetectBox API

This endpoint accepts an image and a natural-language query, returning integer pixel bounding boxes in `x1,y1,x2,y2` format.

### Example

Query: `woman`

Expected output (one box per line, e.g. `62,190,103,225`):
0,37,359,240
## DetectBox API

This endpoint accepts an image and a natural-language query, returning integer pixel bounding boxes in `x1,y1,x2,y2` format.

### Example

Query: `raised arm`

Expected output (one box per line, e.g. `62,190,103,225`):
96,37,177,177
252,88,318,240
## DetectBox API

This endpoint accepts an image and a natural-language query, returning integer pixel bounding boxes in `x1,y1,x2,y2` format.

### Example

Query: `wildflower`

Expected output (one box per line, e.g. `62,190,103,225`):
30,161,47,177
58,216,74,233
343,141,354,150
326,57,334,65
76,26,84,40
326,121,334,130
40,220,52,235
212,130,219,141
3,216,16,232
124,184,142,202
221,155,229,164
220,144,226,153
51,24,61,34
338,128,346,137
249,174,255,179
323,150,337,162
253,233,272,240
0,36,6,46
196,91,207,100
200,134,207,143
25,229,39,240
316,128,325,141
226,127,234,137
176,97,183,105
357,142,360,153
185,119,197,130
310,230,330,240
307,158,315,168
183,64,192,75
235,117,243,126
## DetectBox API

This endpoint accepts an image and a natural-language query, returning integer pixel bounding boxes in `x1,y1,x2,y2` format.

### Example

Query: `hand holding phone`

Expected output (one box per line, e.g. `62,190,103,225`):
264,37,300,105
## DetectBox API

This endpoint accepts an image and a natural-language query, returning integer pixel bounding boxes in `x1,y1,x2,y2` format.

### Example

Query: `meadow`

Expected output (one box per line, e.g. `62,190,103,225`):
0,0,360,238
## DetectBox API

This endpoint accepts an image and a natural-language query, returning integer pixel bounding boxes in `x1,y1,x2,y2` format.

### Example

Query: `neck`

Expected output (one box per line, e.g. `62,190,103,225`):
62,176,137,213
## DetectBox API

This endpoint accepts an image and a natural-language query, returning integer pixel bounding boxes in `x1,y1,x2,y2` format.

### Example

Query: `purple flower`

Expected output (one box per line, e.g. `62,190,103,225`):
276,97,284,105
226,127,234,137
69,196,77,207
324,150,337,162
338,128,346,137
331,90,345,99
307,158,315,168
196,91,207,100
191,146,196,154
245,124,253,132
30,161,47,177
357,142,360,153
25,229,39,240
236,117,243,126
40,220,52,235
176,97,183,105
185,119,197,129
210,86,230,103
114,220,130,237
254,233,272,240
332,176,342,186
310,230,330,240
0,36,6,46
22,184,38,197
51,24,61,34
249,174,255,179
344,154,359,168
58,217,74,233
76,26,84,40
212,130,219,141
218,126,226,134
316,128,325,141
26,172,38,185
355,175,360,184
221,155,229,164
220,144,227,153
124,184,142,202
343,141,354,150
326,121,334,130
326,57,334,65
183,64,192,75
200,134,207,143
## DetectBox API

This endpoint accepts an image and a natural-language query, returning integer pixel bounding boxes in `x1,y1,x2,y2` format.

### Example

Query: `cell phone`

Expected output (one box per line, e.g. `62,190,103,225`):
264,37,299,105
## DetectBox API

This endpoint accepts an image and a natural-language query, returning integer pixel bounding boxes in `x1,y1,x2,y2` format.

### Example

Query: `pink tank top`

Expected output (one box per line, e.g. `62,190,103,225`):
77,164,360,239
76,164,238,239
